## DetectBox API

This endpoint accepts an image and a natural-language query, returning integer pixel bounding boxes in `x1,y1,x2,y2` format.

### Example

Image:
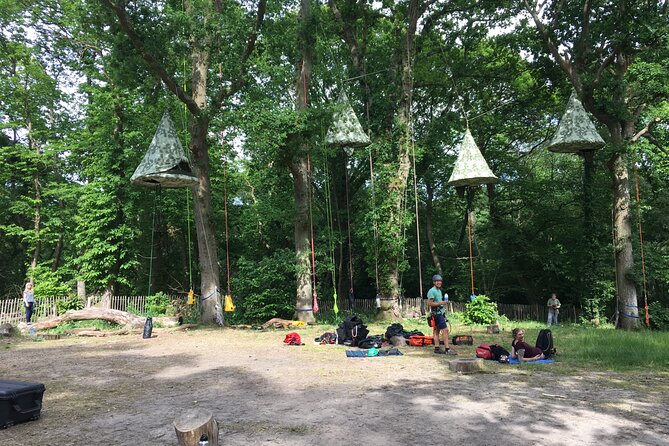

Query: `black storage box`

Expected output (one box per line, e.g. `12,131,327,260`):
0,380,45,429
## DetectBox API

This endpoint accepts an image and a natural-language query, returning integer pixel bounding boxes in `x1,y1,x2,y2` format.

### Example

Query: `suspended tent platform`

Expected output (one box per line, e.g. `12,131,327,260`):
326,91,371,154
448,129,498,188
547,91,605,153
131,111,199,188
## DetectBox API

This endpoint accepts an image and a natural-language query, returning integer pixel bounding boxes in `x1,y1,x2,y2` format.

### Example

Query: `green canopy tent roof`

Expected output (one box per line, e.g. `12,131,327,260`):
447,129,498,188
130,112,199,188
547,91,605,153
326,91,371,155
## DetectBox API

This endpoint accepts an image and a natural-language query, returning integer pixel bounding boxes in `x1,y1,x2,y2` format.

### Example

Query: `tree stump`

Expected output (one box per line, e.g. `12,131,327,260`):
486,324,500,334
448,358,483,374
174,409,219,446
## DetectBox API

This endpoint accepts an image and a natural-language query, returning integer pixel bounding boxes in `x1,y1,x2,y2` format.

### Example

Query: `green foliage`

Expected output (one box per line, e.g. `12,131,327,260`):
648,302,669,331
56,296,83,315
463,295,499,325
31,264,72,297
146,292,176,317
230,249,296,323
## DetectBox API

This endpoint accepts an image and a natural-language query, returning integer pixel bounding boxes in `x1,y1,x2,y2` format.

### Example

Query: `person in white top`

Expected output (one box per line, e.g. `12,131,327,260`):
23,282,35,324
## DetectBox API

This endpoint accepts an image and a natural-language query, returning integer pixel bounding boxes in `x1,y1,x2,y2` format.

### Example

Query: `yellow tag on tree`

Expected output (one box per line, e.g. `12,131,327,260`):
188,289,195,305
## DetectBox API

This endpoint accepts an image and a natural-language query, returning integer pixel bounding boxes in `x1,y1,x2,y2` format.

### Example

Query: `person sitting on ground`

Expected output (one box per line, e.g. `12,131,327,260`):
427,274,456,355
510,328,544,362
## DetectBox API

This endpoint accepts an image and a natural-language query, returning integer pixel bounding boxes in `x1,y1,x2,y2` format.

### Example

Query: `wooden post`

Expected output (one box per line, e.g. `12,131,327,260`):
448,358,484,374
174,409,219,446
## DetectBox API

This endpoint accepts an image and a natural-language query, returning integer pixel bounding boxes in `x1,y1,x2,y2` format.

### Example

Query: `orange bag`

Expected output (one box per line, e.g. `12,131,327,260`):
408,335,434,346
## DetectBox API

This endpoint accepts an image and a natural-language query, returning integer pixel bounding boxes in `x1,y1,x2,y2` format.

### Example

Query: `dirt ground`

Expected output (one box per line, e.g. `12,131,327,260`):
1,326,668,446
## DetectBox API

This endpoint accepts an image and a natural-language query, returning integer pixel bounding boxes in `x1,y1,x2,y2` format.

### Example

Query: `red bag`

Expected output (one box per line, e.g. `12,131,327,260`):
283,332,302,345
409,335,434,346
475,344,494,360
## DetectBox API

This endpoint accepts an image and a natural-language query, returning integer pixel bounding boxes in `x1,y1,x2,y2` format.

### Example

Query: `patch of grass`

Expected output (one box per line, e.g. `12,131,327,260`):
43,320,121,334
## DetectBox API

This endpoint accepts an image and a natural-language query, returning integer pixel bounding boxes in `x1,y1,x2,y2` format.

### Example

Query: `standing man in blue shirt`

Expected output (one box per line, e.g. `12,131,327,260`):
427,274,456,355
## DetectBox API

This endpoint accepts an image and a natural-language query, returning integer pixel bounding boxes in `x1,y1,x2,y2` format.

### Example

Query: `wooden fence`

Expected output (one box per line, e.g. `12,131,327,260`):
316,297,581,323
1,294,580,326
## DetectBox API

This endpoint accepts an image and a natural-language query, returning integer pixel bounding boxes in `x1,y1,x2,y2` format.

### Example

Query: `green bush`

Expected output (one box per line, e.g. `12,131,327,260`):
463,295,499,325
56,296,83,315
230,249,296,323
146,292,176,317
648,302,669,331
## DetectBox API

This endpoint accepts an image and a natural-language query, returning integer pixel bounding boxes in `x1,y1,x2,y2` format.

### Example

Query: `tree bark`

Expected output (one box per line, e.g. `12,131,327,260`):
425,180,443,276
608,149,638,329
290,0,316,324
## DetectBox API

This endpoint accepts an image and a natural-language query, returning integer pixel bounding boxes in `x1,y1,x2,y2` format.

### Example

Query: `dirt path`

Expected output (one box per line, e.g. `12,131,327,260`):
1,327,668,445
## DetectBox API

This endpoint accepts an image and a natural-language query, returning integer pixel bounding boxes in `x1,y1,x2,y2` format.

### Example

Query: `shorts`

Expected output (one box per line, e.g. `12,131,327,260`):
431,313,448,330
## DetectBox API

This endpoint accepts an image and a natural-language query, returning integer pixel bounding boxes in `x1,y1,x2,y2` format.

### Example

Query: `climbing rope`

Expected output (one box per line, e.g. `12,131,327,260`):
467,207,475,298
307,154,319,313
147,186,161,299
368,146,380,292
633,164,650,327
323,155,339,317
221,138,234,313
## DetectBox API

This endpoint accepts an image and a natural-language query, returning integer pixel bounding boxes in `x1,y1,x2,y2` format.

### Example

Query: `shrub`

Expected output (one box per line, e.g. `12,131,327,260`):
463,295,499,325
230,249,297,323
648,302,669,331
56,296,83,315
146,292,176,317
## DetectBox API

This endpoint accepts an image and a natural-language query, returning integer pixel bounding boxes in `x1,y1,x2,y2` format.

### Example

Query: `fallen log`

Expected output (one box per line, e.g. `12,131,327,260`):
21,308,146,332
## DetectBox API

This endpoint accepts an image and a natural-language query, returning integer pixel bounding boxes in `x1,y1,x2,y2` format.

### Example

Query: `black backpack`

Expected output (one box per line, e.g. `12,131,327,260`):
357,336,384,349
337,315,369,346
535,329,556,358
385,323,404,341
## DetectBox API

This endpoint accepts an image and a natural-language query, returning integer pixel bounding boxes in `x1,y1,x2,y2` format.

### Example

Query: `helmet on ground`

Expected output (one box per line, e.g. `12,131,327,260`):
432,274,443,282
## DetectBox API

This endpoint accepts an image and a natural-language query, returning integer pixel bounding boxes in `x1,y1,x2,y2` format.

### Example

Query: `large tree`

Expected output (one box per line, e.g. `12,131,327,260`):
97,0,267,324
522,0,669,329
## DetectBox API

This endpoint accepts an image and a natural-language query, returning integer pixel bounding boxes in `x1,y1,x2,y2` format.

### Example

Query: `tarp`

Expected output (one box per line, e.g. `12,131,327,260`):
547,91,605,153
325,91,371,152
130,112,199,188
447,129,498,187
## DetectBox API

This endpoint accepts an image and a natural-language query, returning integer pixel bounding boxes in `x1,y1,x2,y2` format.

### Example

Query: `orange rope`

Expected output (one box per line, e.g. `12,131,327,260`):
467,210,475,297
222,137,232,296
633,164,650,327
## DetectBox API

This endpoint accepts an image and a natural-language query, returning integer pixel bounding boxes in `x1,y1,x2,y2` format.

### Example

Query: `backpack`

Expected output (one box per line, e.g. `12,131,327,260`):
357,336,384,349
283,332,302,345
535,329,556,358
452,335,474,345
315,332,338,345
408,335,434,346
337,315,369,346
476,343,509,360
385,323,404,340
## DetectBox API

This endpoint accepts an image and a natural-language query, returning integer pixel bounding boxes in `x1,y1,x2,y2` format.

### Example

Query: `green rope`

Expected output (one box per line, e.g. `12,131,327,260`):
323,154,338,317
147,187,161,301
186,188,193,290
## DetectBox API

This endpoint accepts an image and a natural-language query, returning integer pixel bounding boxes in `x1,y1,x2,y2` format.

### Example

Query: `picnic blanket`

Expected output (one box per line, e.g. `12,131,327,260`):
507,358,554,364
346,348,403,358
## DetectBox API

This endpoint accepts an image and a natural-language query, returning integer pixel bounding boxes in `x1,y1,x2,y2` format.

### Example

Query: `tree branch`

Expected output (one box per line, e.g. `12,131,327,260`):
98,0,201,116
523,0,581,92
631,117,662,143
213,0,267,109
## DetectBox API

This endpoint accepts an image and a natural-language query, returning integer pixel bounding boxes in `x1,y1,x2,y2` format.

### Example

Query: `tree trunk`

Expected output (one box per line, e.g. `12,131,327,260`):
191,120,223,325
290,0,316,324
174,409,219,446
376,1,419,320
608,150,638,329
425,181,442,276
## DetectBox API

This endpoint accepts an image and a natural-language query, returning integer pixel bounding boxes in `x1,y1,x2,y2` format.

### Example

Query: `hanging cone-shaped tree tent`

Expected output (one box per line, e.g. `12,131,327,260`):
131,112,199,188
326,91,371,155
447,129,498,188
547,91,605,153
